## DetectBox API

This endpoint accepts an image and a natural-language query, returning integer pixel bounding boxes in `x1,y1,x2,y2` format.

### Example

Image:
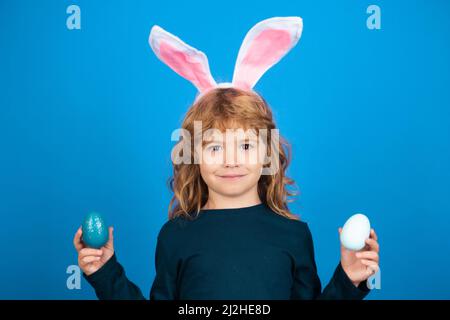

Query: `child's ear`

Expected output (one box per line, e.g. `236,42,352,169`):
149,25,217,93
232,17,303,91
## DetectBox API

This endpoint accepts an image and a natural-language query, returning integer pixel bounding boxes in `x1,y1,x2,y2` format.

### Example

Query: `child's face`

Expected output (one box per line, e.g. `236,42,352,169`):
198,128,263,198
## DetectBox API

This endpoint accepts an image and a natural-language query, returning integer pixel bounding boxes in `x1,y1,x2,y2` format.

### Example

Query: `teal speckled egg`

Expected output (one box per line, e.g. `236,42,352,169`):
81,212,109,249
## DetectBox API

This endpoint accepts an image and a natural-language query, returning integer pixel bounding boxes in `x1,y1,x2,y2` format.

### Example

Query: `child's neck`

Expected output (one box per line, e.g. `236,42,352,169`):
202,188,262,210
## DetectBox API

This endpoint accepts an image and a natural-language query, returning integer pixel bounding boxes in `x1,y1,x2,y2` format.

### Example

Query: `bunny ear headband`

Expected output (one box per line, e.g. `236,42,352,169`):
148,16,303,102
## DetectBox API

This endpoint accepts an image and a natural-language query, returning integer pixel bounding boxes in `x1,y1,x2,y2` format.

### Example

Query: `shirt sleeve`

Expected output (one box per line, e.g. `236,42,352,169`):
83,253,146,300
84,222,179,300
291,223,371,300
149,232,178,300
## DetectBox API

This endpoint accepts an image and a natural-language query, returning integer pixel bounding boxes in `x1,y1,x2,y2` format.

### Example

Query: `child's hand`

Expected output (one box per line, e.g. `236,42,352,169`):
339,228,380,287
73,226,115,276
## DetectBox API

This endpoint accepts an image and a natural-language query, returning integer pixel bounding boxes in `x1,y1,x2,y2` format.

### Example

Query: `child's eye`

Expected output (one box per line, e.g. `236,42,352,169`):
240,143,254,150
208,145,223,152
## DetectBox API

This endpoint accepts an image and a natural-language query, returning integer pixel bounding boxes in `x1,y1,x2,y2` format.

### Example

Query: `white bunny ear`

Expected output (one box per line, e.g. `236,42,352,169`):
149,25,217,93
232,17,303,90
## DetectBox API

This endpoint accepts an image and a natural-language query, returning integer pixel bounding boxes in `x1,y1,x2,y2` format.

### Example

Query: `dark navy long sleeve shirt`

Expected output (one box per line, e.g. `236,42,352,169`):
84,203,371,300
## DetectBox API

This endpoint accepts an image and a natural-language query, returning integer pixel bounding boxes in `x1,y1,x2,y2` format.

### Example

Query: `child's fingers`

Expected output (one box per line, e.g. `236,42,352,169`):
356,251,379,262
79,248,103,258
73,227,84,252
105,227,114,246
360,259,379,275
365,238,379,253
338,228,347,253
81,256,101,265
370,228,378,241
109,226,114,241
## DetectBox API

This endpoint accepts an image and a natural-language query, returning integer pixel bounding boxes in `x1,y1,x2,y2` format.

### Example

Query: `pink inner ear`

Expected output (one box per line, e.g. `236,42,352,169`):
241,29,292,68
159,41,214,92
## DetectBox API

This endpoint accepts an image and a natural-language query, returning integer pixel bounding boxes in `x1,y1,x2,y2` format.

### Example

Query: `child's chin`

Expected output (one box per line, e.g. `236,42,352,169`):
217,188,247,197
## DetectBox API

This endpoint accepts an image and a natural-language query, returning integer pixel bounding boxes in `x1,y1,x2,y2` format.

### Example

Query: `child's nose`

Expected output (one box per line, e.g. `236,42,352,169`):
224,147,239,166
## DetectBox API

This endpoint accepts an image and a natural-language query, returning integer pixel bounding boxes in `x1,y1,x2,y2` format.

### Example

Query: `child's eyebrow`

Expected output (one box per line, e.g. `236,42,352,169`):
238,137,258,142
203,140,223,144
203,138,258,145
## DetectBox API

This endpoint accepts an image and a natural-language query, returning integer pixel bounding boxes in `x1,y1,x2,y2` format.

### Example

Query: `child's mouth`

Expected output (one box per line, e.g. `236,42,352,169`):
217,174,247,180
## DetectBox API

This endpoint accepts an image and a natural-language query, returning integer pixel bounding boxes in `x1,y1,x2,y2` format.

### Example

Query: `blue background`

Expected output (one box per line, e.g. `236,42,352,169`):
0,0,449,299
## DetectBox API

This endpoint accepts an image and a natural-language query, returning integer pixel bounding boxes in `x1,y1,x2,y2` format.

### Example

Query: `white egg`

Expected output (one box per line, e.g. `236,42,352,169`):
340,213,371,251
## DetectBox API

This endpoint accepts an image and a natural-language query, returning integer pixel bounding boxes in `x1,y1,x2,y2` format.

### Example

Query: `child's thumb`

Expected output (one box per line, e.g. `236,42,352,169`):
107,226,114,246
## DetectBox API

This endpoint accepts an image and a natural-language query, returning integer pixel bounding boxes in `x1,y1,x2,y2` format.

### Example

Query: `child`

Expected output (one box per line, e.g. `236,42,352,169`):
73,17,379,300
